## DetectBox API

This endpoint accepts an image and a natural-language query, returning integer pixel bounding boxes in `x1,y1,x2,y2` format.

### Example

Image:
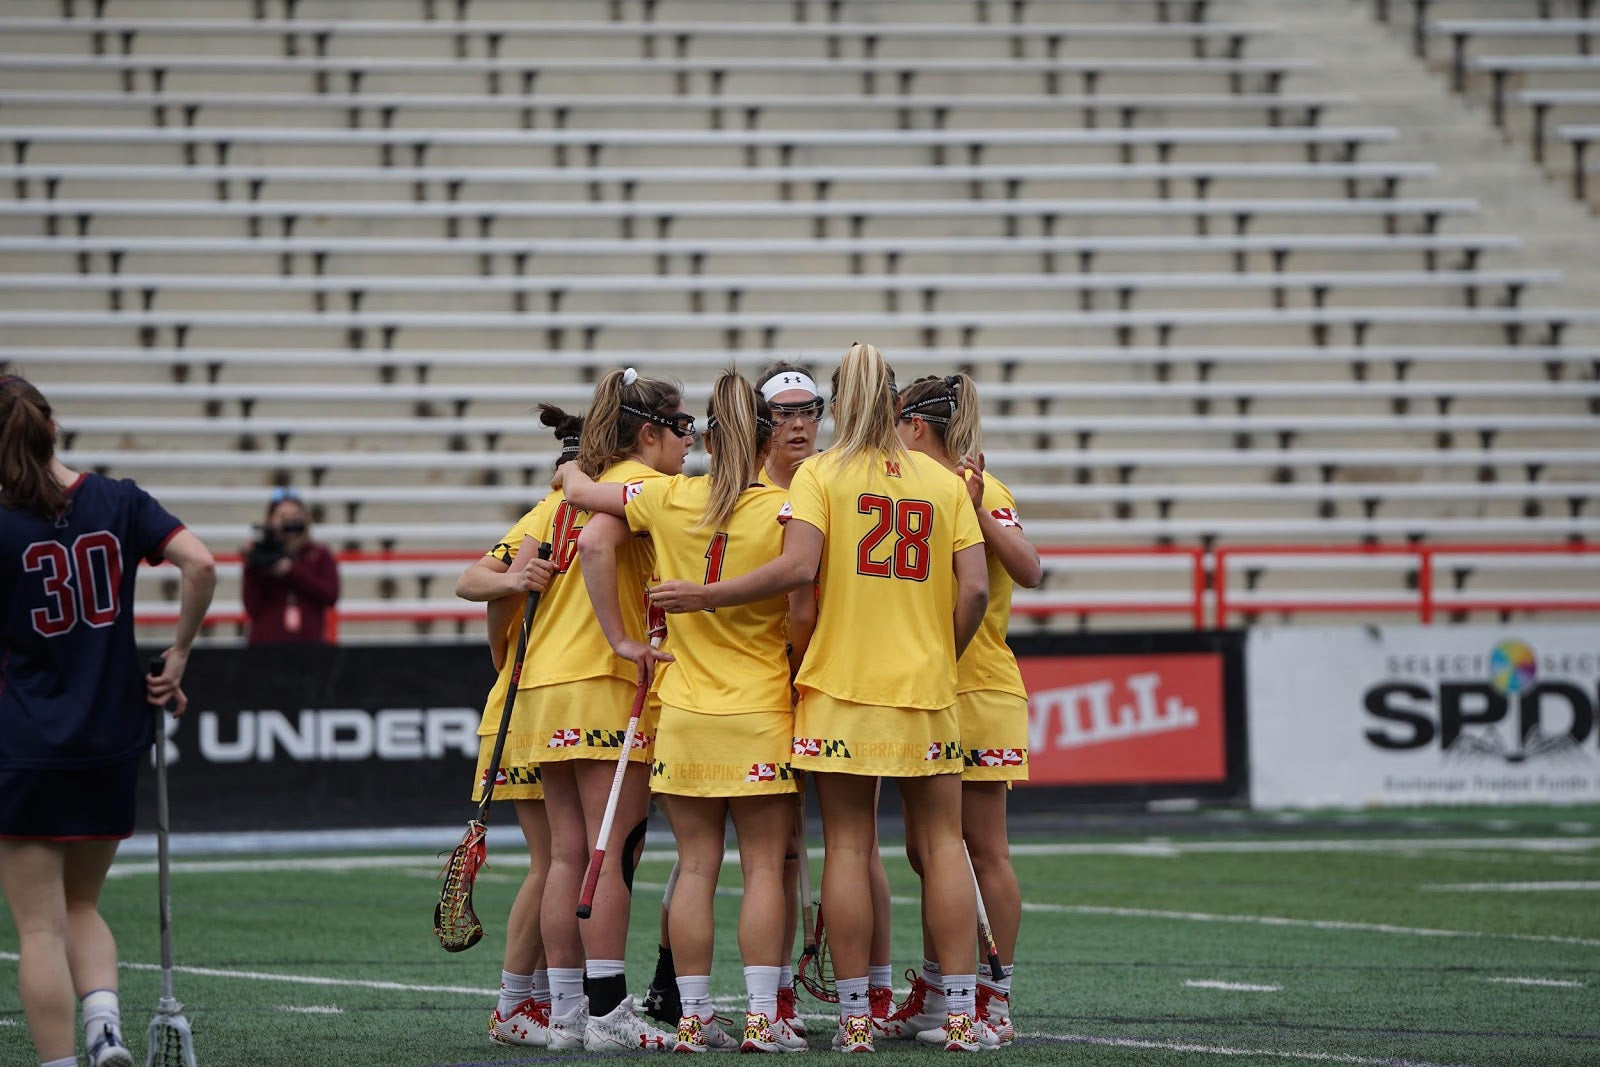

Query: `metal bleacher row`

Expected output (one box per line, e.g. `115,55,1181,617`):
1364,0,1600,204
4,0,1598,638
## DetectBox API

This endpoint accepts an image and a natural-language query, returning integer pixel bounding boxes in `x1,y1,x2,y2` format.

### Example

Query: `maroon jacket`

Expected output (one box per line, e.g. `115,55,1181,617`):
241,542,340,645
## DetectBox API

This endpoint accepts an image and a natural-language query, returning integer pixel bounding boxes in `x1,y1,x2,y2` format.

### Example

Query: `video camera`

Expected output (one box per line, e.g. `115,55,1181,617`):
246,525,288,571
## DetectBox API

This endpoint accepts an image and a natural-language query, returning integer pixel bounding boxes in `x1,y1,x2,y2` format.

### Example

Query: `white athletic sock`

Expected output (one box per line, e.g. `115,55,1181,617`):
744,964,780,1020
942,974,977,1018
980,964,1013,998
549,967,585,1015
81,988,121,1051
42,1057,77,1067
836,976,870,1024
920,961,946,1015
677,974,713,1021
532,968,551,1003
585,957,626,979
868,964,892,990
498,969,533,1016
778,964,793,990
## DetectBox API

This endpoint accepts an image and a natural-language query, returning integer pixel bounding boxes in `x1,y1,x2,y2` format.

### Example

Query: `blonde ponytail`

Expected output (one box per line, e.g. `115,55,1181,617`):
701,370,771,530
824,341,902,469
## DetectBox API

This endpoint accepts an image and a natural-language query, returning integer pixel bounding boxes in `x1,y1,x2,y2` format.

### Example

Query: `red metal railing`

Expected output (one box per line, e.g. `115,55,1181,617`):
137,542,1596,635
1214,542,1600,627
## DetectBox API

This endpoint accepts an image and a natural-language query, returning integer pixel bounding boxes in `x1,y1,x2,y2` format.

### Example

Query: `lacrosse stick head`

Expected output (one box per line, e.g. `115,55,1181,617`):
147,998,197,1067
434,819,489,952
795,906,836,1003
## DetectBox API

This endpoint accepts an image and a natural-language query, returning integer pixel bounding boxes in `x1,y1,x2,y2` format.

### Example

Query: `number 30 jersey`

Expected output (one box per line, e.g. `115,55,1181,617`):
624,476,791,715
0,473,183,769
787,450,983,710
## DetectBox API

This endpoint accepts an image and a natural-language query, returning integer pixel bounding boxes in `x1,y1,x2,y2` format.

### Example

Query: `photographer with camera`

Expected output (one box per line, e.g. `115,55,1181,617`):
241,488,340,645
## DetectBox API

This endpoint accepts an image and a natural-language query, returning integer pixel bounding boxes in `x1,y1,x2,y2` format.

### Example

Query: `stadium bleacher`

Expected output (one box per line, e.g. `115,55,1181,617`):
1371,0,1600,205
3,0,1596,638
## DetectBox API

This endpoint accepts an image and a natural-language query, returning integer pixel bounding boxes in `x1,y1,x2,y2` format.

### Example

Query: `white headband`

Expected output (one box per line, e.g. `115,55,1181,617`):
760,371,819,401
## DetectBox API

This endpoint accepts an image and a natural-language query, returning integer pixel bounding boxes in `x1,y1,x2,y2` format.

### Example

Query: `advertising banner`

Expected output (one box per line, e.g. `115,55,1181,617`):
135,643,494,832
1021,652,1228,786
1247,624,1600,808
139,632,1249,831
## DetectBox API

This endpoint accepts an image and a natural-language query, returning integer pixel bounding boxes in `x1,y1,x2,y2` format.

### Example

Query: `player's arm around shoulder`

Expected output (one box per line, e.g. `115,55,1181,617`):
958,460,1041,590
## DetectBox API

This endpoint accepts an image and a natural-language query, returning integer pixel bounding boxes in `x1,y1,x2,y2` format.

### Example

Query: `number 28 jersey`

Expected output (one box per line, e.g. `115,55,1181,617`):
0,473,183,769
787,450,983,710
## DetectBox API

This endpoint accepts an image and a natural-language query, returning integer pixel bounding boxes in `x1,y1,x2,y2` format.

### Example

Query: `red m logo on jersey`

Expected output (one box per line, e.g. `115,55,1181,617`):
884,460,902,477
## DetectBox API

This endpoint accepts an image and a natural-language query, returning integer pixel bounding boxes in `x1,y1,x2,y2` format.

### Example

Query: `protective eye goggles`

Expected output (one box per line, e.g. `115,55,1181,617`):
622,403,697,439
768,398,825,423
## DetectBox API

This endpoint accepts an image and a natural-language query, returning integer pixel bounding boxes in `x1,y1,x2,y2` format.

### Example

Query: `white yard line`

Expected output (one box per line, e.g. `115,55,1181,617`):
1423,881,1600,892
1027,1033,1470,1067
0,952,495,997
276,1004,345,1014
1482,976,1586,988
1185,979,1283,992
104,835,1600,878
1012,900,1600,950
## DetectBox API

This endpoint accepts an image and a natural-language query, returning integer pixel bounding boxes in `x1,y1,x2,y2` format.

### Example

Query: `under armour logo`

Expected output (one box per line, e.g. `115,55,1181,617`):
781,374,804,386
845,991,865,1002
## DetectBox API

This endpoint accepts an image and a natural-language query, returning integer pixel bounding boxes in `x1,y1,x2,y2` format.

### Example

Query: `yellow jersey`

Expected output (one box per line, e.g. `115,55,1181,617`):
956,472,1027,699
624,475,791,714
478,496,556,734
787,449,984,709
518,459,665,691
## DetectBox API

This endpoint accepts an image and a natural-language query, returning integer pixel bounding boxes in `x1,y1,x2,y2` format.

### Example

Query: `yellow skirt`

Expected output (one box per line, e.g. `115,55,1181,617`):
651,704,800,798
791,690,962,778
957,689,1030,783
512,676,658,767
472,734,544,802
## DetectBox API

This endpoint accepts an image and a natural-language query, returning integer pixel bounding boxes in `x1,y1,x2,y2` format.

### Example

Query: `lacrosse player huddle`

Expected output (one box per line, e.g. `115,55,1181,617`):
457,342,1040,1054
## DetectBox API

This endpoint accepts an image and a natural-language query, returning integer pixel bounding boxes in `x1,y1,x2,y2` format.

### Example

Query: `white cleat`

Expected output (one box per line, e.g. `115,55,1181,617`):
914,1011,1002,1052
489,996,551,1047
545,997,590,1051
584,994,674,1052
673,1013,738,1052
830,1013,875,1054
741,1012,809,1053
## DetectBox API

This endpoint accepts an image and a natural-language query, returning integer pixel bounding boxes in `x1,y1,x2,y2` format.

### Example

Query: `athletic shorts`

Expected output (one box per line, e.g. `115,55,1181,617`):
790,690,962,778
650,704,799,798
0,757,141,839
513,676,658,766
471,734,544,803
956,690,1030,783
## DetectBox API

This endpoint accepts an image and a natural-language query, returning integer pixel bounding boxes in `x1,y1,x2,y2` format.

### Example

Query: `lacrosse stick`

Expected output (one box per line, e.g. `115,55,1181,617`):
577,597,665,919
576,674,649,919
146,656,197,1067
965,842,1005,982
435,540,553,952
793,780,836,1002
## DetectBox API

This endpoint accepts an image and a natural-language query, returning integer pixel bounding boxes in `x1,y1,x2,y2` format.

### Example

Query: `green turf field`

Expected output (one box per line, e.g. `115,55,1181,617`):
4,805,1599,1066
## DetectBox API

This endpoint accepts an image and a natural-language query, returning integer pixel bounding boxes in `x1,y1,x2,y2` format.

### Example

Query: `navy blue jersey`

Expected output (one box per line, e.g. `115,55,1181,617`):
0,473,183,769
